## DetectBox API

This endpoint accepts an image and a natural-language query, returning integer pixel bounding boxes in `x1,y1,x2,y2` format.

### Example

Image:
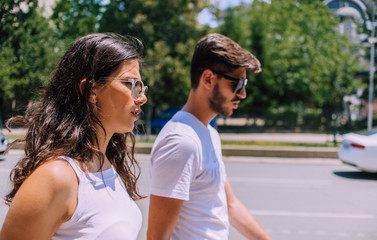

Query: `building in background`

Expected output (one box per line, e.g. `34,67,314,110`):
324,0,377,123
325,0,367,42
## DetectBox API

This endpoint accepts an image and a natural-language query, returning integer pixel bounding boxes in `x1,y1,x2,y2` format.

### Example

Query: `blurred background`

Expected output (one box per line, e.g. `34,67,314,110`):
1,0,377,136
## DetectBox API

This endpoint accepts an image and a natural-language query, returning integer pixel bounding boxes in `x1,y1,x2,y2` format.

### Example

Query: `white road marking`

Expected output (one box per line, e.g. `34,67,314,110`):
222,156,341,165
250,209,375,219
229,177,331,185
334,231,348,237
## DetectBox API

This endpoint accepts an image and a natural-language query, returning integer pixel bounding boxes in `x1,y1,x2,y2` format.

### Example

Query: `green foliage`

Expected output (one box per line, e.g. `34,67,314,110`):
302,108,324,130
265,106,299,129
1,0,369,132
218,0,364,123
264,105,324,131
0,0,58,120
51,0,103,43
99,0,209,113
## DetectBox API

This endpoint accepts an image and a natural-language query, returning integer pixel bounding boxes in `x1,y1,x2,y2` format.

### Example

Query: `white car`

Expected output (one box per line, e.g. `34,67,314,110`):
0,133,8,155
338,129,377,173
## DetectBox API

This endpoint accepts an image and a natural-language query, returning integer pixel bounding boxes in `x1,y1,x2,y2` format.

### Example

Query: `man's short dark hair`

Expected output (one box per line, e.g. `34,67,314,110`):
190,33,261,89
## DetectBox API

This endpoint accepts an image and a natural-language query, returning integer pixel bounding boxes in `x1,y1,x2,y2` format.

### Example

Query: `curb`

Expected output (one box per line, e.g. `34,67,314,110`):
135,143,338,159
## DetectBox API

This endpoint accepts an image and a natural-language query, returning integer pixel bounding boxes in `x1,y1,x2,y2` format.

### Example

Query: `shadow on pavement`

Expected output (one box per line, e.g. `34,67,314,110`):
333,171,377,181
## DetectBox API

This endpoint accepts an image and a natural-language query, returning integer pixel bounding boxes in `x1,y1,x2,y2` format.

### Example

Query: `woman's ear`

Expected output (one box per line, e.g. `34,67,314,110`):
80,78,97,104
79,78,87,96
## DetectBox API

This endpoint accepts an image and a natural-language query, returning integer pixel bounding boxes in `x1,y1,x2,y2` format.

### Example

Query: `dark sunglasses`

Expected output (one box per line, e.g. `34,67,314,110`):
211,70,248,93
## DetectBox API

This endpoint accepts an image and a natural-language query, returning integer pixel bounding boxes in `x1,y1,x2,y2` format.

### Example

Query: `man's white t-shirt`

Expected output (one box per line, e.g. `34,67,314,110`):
149,111,229,239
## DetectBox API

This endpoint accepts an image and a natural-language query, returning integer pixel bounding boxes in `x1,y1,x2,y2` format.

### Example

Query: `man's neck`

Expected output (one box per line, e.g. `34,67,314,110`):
182,89,217,126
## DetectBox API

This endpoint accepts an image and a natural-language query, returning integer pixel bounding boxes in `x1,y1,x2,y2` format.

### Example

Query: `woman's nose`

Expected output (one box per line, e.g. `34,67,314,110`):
134,92,147,105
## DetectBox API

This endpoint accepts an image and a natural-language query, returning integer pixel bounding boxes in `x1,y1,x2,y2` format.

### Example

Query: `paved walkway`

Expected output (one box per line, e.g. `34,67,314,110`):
219,133,343,144
2,128,344,144
1,128,26,136
138,132,343,144
2,128,342,159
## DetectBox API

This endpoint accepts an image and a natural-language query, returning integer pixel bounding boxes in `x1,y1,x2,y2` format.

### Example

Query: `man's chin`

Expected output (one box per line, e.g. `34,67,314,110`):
219,109,233,117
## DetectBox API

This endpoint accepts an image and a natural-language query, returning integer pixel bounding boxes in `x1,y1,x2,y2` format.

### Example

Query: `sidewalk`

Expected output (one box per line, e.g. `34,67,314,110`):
3,129,341,159
137,133,341,159
219,132,343,144
135,142,338,158
138,132,343,144
1,128,27,136
2,128,342,143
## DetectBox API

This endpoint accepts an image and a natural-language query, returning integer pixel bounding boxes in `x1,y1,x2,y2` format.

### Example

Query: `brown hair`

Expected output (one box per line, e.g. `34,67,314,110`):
5,33,145,205
190,33,261,89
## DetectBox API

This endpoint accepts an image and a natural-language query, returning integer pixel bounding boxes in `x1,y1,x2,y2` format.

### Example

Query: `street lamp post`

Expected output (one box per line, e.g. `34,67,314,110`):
367,2,377,131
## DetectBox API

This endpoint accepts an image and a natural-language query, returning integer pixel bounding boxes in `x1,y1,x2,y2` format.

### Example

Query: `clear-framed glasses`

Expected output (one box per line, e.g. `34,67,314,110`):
102,77,148,100
211,70,248,94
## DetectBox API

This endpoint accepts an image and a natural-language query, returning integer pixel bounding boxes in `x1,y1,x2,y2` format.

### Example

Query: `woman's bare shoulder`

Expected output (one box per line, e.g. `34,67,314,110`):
0,158,79,239
33,157,78,189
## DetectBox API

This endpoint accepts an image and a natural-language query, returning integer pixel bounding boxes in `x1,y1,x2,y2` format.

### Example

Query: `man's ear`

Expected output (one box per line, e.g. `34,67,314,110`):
200,69,215,90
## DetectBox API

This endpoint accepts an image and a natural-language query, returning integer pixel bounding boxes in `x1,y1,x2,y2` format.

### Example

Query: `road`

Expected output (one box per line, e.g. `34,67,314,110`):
222,157,377,240
0,151,376,240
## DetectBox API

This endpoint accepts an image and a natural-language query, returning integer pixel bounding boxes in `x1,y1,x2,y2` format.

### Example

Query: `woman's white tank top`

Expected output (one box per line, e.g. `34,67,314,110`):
52,156,142,240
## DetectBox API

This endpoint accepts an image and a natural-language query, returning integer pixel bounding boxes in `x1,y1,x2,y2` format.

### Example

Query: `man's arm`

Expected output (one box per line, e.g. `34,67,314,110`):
225,178,272,240
147,194,184,240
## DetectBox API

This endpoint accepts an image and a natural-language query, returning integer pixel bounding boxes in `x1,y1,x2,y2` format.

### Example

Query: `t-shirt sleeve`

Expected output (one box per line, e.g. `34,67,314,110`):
149,134,199,200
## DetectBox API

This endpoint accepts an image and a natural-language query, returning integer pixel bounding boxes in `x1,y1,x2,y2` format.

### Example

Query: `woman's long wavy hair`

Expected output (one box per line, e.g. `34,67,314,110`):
5,33,145,205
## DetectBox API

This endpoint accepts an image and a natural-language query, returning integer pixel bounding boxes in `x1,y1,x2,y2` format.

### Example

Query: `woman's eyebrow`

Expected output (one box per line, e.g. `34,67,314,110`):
117,72,140,79
116,77,139,80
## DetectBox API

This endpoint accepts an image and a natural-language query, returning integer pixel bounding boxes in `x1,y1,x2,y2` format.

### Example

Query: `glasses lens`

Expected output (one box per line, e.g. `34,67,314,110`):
234,79,247,93
132,80,147,99
143,86,148,95
122,81,133,90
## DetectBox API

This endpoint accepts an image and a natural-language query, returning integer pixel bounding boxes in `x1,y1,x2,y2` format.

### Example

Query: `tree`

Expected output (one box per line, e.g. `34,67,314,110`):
51,0,103,44
218,2,275,118
0,0,58,122
218,0,364,125
99,0,210,130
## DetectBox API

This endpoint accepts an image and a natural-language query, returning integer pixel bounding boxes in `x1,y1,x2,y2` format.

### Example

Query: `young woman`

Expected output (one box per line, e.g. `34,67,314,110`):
0,33,147,240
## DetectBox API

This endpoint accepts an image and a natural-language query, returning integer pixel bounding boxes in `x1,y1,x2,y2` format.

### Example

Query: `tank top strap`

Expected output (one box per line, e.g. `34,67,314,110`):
59,156,83,179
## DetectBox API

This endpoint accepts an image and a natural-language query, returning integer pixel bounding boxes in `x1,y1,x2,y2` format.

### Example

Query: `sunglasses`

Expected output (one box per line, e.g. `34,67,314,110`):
102,77,148,100
211,70,248,93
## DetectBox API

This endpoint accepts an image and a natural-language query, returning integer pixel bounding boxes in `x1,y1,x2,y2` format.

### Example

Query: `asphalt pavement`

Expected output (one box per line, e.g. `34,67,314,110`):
2,151,374,240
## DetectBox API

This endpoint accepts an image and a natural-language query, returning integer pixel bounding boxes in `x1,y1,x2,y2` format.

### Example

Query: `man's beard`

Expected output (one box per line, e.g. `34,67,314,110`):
209,83,233,116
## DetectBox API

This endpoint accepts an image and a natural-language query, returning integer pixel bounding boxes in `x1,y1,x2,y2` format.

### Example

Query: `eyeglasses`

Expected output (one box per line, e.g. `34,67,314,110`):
102,77,148,100
211,70,248,94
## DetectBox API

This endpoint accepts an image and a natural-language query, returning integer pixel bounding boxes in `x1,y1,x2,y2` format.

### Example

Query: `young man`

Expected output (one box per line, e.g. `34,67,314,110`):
147,33,271,240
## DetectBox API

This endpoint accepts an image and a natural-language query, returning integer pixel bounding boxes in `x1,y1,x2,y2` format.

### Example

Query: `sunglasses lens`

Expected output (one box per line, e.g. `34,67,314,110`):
234,79,247,93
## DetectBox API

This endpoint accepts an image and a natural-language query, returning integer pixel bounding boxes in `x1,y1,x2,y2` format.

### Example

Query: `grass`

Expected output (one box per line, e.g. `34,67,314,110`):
4,135,25,142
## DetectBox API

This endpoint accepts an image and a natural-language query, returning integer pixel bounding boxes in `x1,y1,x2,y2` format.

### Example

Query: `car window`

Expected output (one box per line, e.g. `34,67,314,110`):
365,130,377,136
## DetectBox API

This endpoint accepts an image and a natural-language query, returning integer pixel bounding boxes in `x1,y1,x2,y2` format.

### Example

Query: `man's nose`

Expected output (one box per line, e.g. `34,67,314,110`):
236,86,247,99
